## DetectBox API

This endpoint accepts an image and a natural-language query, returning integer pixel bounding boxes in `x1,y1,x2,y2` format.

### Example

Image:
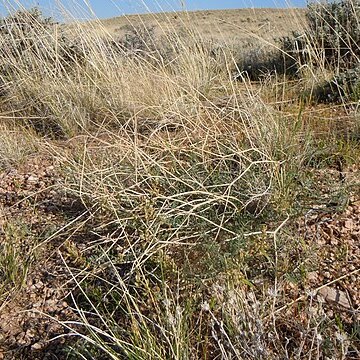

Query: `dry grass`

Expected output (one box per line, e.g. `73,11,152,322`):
98,8,305,43
0,2,359,360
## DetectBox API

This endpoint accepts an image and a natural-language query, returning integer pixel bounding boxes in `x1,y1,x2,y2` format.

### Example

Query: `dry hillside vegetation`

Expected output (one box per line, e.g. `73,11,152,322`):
0,3,359,360
99,8,306,43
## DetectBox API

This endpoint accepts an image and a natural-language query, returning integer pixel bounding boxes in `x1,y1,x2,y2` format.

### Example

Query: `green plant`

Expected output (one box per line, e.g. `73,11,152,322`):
314,64,360,103
237,31,308,80
1,3,359,359
240,1,360,80
307,0,360,69
0,221,33,297
0,7,85,77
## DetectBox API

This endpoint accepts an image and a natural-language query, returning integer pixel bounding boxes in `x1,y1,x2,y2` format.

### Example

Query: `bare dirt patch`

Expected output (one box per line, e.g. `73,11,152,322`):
0,155,83,360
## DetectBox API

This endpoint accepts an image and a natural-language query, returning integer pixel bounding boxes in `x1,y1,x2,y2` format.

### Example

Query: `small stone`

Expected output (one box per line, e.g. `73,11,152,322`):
45,299,57,307
61,301,68,308
318,286,352,309
27,175,38,183
31,342,43,350
344,219,353,229
307,271,318,282
34,281,44,289
17,336,28,345
26,329,36,338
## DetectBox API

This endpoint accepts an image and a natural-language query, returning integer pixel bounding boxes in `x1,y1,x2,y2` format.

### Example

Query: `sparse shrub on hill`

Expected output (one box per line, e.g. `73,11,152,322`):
314,64,360,103
0,7,85,77
119,25,158,55
288,0,360,79
108,24,225,70
237,0,360,85
237,31,307,81
105,25,175,64
305,0,360,103
236,48,280,81
0,7,52,76
104,25,157,57
277,31,309,75
0,7,53,36
307,0,360,69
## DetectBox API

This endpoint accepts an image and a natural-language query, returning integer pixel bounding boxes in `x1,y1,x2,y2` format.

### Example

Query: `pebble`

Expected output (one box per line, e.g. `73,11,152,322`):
307,271,318,282
27,175,38,183
25,329,36,338
31,342,43,350
318,286,352,309
35,281,44,289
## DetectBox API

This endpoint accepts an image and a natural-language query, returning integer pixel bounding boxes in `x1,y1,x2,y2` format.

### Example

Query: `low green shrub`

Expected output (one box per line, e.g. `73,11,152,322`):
237,1,360,81
307,0,360,69
314,64,360,103
0,7,85,77
284,0,360,72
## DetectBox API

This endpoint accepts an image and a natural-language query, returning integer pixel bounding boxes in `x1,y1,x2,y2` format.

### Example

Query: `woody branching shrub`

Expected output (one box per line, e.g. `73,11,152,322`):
315,64,360,102
307,0,360,69
119,25,158,55
276,0,360,103
104,25,171,63
306,0,360,102
236,32,307,81
282,0,360,72
0,7,85,77
107,25,188,65
238,1,360,81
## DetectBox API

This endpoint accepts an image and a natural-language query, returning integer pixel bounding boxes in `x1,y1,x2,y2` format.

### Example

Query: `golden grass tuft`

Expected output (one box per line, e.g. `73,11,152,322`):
0,1,359,359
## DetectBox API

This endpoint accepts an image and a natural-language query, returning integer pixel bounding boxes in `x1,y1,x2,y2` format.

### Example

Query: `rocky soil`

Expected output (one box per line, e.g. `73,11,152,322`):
0,152,359,359
0,156,82,360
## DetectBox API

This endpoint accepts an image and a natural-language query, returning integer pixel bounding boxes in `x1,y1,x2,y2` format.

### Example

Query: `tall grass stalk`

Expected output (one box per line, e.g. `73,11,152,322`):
0,1,356,359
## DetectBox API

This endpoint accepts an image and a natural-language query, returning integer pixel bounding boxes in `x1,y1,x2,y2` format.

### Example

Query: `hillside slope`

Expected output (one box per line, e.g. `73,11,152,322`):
95,8,306,44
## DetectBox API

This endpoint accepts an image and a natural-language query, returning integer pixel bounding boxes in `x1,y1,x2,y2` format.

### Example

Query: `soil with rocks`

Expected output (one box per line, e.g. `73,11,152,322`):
0,152,359,359
0,155,84,360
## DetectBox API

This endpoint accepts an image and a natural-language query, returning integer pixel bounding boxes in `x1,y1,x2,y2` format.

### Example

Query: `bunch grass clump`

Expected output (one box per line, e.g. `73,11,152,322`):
0,7,229,138
0,3,358,359
55,71,313,359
